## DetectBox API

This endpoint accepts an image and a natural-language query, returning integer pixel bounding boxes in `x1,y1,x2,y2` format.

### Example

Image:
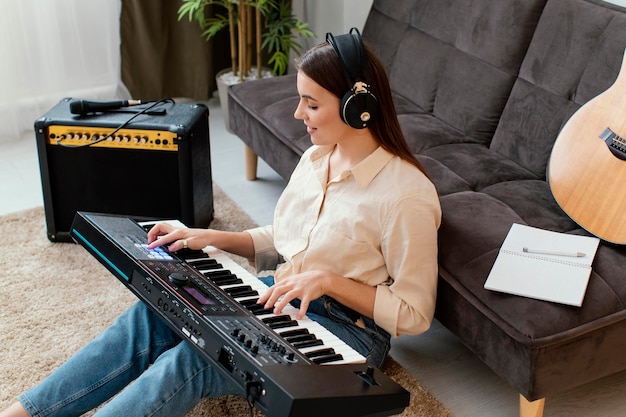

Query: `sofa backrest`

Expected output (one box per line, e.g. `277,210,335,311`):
363,0,547,146
490,0,626,178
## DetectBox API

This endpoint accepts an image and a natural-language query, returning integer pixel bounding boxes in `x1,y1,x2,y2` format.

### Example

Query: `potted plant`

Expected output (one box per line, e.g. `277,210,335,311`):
178,0,315,128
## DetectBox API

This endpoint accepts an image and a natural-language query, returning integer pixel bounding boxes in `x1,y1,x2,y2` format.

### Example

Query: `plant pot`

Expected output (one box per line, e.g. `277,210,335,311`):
215,67,273,133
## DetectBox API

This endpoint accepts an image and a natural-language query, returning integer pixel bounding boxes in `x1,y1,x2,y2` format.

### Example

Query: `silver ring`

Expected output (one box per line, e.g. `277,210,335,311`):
182,239,188,249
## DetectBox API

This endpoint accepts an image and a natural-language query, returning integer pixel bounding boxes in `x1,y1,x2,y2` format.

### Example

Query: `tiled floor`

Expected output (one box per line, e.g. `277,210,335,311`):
2,97,626,417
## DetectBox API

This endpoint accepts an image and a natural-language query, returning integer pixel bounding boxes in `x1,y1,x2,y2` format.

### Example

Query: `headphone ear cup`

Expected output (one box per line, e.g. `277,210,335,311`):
340,90,379,129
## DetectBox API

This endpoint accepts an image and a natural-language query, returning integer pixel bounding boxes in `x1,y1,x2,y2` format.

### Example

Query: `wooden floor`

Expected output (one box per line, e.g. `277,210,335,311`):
2,96,626,417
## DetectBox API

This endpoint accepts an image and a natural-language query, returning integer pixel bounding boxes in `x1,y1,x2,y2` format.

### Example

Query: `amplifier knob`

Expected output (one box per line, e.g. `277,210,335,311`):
168,273,188,285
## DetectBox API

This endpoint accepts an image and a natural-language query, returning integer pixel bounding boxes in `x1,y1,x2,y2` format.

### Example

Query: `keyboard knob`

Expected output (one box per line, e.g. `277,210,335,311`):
168,273,188,285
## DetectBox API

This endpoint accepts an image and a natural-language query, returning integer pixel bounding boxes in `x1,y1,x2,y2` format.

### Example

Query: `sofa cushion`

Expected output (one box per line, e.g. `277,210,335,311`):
423,143,538,191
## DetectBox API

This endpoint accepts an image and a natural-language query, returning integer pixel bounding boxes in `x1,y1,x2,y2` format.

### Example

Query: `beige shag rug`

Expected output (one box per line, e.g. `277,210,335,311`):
0,184,452,417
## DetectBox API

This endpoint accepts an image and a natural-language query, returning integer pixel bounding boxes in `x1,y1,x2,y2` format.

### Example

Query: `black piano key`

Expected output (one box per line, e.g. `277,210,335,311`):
239,298,277,315
284,333,317,344
204,270,234,278
243,302,272,314
176,248,208,259
305,347,344,364
189,258,222,269
311,353,344,364
239,298,260,307
286,333,324,347
262,315,293,324
279,328,310,338
261,315,299,329
210,275,243,286
224,286,258,298
305,347,335,358
268,320,299,329
292,339,324,349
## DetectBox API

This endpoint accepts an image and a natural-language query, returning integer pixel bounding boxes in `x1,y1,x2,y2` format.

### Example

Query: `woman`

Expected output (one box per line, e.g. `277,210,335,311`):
1,29,440,417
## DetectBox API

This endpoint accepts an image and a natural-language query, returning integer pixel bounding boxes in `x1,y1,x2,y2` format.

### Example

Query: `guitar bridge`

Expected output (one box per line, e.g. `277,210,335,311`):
600,128,626,160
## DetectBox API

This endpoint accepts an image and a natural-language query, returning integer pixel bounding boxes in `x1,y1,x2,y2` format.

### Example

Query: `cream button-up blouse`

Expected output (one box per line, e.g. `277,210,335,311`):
246,145,441,337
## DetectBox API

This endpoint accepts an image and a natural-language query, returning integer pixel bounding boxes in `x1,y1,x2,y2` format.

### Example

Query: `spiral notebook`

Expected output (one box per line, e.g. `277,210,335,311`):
484,223,600,306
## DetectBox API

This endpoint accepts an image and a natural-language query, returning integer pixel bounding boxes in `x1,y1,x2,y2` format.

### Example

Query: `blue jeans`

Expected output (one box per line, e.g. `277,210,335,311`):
20,277,390,417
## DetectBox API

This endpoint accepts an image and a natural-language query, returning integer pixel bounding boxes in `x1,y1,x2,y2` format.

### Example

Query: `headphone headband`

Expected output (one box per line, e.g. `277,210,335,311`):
326,27,365,84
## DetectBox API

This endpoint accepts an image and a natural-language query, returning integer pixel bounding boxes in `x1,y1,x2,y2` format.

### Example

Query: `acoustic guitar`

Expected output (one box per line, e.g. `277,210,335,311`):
548,52,626,244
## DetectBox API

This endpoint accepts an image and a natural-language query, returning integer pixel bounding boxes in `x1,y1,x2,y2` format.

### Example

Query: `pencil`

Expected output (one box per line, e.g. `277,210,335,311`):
522,247,586,257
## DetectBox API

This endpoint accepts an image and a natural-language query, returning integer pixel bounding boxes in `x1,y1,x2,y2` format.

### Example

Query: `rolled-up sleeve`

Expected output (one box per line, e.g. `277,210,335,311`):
373,193,441,337
246,225,284,272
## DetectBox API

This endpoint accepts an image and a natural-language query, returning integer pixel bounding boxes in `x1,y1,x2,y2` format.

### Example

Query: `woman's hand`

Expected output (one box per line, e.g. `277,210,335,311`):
146,223,211,252
258,270,376,320
147,223,256,260
258,271,333,320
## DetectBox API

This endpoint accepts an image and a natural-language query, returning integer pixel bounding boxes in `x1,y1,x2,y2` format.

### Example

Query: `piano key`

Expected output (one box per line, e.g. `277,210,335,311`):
311,354,345,364
187,258,221,269
246,304,275,316
208,275,243,286
174,248,207,259
290,337,324,349
235,298,276,315
261,314,292,324
284,333,318,344
279,328,310,338
261,315,299,329
304,347,345,364
223,285,258,298
204,270,236,279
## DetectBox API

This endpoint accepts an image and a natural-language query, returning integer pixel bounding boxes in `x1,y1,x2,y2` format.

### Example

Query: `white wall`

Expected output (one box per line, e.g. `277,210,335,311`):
293,0,374,49
0,0,124,141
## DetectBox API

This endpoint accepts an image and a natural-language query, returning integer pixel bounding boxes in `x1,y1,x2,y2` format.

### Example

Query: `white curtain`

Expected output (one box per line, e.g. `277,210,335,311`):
0,0,127,142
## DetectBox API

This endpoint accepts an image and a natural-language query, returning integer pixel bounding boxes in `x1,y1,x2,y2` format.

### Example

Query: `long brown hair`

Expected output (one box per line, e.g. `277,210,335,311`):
295,39,427,175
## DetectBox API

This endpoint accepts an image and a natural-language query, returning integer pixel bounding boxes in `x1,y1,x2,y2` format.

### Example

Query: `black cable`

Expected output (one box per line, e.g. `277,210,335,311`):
245,380,261,417
55,98,175,148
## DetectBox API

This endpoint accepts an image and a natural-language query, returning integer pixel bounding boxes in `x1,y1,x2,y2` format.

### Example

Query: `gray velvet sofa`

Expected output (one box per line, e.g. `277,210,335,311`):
227,0,626,415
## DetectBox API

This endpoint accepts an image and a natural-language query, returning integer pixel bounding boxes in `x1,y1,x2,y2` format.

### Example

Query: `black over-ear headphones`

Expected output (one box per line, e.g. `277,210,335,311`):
326,28,378,129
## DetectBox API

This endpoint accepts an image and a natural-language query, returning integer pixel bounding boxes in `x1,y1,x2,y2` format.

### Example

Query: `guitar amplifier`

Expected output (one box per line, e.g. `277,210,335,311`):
34,98,213,242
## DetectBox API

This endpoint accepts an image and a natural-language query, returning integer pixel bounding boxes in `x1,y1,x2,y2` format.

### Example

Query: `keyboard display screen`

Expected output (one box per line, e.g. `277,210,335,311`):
184,286,215,305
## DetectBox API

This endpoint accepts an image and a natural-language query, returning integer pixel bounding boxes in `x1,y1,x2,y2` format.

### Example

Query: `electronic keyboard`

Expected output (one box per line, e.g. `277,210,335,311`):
70,211,409,417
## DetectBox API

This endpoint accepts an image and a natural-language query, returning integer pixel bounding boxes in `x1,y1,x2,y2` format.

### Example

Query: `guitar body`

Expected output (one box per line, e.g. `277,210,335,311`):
548,53,626,244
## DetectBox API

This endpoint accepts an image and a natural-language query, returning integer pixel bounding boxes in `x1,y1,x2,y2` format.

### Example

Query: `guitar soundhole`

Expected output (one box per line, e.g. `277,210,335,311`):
600,128,626,161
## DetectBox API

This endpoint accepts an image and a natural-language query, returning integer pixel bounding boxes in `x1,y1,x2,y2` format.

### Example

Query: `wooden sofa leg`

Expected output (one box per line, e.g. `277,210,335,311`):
520,394,545,417
245,145,258,181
